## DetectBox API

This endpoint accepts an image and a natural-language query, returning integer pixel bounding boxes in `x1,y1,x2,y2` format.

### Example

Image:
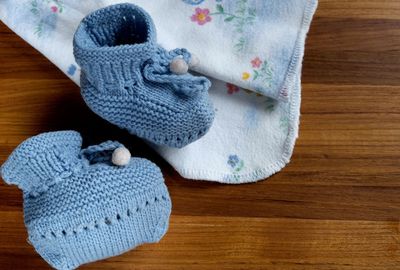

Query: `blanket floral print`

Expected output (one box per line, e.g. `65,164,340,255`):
184,0,274,89
30,0,64,37
186,0,256,53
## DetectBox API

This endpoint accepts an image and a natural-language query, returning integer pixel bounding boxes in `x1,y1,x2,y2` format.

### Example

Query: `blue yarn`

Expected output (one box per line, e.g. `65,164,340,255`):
73,3,215,148
1,131,172,270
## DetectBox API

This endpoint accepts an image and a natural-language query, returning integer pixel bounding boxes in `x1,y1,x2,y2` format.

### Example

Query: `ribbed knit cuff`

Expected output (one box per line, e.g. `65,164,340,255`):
1,131,82,194
73,3,157,90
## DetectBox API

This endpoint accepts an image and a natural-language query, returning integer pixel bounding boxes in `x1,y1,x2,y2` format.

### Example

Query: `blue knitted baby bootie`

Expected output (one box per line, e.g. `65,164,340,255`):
73,3,215,148
1,131,171,270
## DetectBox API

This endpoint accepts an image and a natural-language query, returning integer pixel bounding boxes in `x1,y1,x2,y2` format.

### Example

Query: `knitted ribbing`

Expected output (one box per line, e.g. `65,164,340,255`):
73,3,215,148
1,131,172,270
0,131,82,195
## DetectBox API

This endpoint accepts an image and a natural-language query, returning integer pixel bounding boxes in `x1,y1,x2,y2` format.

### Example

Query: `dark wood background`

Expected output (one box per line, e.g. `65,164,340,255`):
1,1,400,269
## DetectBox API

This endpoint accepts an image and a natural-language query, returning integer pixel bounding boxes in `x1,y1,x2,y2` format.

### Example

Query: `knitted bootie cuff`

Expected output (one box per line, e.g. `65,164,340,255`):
73,3,157,90
1,131,82,195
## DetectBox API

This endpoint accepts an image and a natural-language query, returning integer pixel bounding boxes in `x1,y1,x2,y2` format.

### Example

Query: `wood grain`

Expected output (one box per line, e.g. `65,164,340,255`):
1,0,400,269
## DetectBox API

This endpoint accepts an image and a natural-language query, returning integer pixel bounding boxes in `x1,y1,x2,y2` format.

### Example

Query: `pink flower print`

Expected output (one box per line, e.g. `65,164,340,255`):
191,8,212,25
226,83,240,94
251,57,262,68
50,6,58,13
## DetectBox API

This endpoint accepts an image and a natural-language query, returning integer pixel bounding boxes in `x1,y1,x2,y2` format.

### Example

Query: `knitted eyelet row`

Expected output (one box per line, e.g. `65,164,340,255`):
135,127,209,147
38,195,168,240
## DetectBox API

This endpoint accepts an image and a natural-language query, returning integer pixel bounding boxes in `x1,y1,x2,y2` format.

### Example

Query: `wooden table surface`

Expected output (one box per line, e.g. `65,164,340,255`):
1,1,400,269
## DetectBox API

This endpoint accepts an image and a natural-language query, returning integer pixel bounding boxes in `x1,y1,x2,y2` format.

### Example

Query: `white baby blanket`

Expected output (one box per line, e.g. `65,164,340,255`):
0,0,317,183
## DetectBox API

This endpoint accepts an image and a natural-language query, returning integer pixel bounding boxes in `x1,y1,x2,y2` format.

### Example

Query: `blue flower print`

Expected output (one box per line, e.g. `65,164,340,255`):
227,154,244,173
228,154,240,168
67,64,77,76
30,0,64,37
182,0,206,5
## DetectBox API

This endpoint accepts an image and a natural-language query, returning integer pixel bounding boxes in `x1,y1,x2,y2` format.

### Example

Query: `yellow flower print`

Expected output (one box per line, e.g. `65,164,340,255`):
242,72,250,80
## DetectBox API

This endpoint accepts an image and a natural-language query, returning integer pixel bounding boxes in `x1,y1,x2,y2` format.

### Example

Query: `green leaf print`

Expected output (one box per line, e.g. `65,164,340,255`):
216,4,224,13
264,97,276,113
193,0,257,53
243,57,274,87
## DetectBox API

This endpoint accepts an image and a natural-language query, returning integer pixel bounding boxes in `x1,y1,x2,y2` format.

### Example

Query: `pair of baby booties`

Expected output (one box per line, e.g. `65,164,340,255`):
1,3,215,270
